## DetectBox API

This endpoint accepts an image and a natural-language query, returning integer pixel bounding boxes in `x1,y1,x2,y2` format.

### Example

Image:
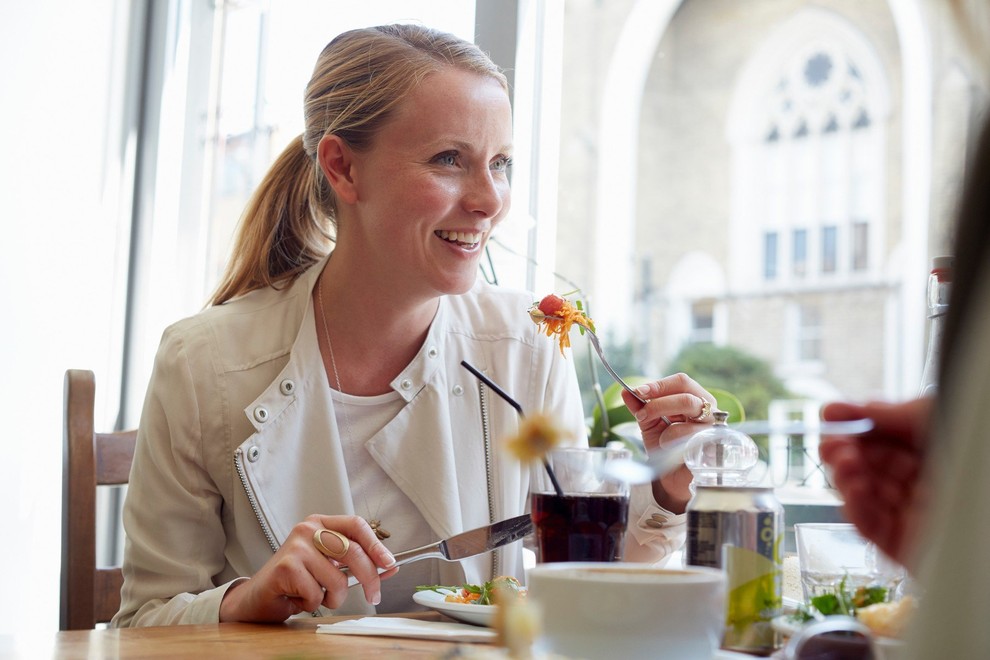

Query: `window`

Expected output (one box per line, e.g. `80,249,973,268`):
552,1,979,415
792,228,808,277
764,231,778,280
822,225,837,273
851,220,869,271
725,10,888,295
690,299,716,344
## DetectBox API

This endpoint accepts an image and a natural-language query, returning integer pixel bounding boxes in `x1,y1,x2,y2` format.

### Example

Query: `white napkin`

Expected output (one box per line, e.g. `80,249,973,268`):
316,616,496,643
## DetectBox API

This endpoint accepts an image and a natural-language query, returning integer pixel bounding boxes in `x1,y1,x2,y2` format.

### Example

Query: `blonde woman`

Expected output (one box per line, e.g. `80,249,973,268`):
113,24,715,627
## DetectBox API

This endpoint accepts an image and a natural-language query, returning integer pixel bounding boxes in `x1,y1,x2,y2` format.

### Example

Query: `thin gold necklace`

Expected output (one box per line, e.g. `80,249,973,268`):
316,276,390,541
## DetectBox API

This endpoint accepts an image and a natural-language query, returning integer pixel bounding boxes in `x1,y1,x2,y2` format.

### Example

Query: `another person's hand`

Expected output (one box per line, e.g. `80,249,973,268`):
621,373,718,513
219,515,398,623
819,398,932,567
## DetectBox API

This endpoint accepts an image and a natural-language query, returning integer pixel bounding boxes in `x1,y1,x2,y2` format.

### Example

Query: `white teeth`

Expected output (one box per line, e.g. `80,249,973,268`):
437,230,483,244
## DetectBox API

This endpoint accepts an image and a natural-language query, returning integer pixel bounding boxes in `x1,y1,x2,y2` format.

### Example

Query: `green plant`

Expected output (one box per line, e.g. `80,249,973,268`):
588,382,747,454
666,343,790,421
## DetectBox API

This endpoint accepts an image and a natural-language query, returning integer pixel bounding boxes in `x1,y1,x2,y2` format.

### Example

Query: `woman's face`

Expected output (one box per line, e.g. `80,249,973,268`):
340,67,513,298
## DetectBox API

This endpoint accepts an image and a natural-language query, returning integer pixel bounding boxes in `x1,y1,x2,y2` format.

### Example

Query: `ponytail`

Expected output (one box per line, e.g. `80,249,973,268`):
209,135,333,305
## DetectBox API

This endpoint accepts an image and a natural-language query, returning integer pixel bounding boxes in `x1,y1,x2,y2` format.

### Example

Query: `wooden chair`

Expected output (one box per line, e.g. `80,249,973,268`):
60,369,137,630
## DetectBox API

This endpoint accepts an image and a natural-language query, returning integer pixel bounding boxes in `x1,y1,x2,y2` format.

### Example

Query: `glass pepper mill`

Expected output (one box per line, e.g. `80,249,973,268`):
684,410,759,489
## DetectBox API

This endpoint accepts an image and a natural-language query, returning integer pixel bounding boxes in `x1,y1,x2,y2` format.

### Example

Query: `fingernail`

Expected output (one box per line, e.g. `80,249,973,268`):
635,385,650,397
372,591,381,605
382,550,396,567
635,408,647,421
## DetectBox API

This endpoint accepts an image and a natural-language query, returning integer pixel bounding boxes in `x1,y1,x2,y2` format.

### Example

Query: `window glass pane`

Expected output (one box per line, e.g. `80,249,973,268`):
793,228,808,277
690,299,715,344
852,220,869,271
822,225,837,273
764,231,778,280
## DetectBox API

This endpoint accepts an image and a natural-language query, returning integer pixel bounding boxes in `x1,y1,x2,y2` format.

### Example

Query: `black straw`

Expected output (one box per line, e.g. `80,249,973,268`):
460,360,523,416
460,360,564,497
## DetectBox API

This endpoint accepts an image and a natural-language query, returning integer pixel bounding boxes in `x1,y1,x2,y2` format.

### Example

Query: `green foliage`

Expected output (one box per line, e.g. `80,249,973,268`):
665,343,790,421
587,382,748,450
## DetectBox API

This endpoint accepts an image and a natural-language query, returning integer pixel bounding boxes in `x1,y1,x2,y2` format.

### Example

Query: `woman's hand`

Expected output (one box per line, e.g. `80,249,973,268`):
819,398,932,567
621,373,718,514
218,515,398,623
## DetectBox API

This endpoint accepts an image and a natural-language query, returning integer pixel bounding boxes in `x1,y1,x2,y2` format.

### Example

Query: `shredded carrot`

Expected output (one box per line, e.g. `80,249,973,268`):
529,298,595,356
445,590,483,604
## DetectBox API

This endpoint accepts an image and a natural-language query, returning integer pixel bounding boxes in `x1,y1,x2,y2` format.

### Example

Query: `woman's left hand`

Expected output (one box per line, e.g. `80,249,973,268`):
621,373,717,513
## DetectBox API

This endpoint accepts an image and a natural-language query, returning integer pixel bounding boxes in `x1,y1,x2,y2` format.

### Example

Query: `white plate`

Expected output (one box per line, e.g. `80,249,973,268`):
412,589,499,627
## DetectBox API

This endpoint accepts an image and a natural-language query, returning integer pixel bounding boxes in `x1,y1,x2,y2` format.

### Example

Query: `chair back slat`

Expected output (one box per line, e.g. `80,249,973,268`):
60,369,135,630
94,567,127,624
95,432,137,486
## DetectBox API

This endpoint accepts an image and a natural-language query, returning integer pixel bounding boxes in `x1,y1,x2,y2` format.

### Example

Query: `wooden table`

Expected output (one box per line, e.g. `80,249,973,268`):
49,613,479,659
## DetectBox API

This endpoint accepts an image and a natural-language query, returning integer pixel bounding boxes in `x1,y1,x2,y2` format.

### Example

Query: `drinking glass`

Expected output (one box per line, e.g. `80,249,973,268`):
530,446,631,563
794,523,905,603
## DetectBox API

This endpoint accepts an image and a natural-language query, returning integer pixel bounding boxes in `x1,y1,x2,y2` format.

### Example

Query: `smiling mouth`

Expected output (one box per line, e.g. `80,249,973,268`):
435,230,483,247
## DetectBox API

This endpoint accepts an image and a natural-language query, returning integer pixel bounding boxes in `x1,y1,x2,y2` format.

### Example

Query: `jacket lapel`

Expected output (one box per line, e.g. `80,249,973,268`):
365,375,463,541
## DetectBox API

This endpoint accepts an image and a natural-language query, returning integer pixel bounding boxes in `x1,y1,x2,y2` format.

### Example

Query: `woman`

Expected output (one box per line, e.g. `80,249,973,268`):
113,24,715,627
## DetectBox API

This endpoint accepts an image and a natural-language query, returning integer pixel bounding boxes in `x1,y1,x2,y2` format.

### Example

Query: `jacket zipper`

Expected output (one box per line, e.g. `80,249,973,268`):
234,447,280,554
478,382,498,580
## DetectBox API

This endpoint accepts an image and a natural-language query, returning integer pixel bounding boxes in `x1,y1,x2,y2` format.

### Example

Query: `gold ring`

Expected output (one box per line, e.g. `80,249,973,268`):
313,529,350,560
689,400,712,423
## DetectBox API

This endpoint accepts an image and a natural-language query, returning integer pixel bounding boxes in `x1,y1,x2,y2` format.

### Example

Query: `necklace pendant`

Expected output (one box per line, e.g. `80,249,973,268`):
369,519,390,540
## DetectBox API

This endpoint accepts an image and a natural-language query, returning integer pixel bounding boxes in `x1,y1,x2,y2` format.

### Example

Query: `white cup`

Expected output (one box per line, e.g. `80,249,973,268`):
526,562,726,659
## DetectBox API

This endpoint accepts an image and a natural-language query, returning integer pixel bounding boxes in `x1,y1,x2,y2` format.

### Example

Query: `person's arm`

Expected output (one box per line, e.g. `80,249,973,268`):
113,328,237,627
818,397,931,567
622,373,718,513
114,328,398,627
619,373,719,563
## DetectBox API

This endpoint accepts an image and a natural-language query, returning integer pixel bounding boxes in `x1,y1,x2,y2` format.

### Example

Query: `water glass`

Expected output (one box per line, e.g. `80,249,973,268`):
794,523,905,603
530,446,631,562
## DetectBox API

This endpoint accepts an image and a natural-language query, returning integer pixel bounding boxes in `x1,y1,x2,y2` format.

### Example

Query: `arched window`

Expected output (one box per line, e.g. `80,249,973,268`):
727,9,889,293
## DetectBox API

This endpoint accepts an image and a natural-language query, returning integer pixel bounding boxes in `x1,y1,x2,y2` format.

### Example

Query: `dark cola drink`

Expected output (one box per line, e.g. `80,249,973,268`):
531,492,629,563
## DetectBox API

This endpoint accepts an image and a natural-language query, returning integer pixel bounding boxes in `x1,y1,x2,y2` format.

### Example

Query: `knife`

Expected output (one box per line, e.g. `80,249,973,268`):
342,514,533,588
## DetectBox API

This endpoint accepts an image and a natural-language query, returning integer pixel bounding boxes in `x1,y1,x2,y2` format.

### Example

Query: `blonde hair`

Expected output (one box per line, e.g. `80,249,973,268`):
210,24,508,305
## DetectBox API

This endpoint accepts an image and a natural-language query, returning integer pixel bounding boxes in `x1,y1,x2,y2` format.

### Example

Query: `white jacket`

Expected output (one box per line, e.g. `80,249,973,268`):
113,256,683,627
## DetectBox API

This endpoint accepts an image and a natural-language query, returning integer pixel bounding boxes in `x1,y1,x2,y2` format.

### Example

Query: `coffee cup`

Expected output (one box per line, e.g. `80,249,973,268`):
526,562,726,659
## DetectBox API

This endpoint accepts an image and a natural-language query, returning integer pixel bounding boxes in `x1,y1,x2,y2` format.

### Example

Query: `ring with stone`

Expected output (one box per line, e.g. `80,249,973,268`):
313,528,350,560
689,399,712,423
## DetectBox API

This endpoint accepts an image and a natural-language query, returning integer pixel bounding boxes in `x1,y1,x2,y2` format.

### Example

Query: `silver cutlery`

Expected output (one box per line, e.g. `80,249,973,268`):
543,315,671,425
342,514,533,587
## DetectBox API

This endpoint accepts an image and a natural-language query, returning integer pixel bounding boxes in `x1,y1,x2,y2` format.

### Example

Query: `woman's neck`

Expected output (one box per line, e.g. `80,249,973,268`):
314,259,439,396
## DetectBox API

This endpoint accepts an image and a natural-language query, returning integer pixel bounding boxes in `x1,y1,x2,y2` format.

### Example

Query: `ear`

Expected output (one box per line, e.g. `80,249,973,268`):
317,134,358,204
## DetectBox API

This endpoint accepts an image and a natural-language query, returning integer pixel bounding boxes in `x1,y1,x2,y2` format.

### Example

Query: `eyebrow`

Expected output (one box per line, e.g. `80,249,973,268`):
441,139,514,155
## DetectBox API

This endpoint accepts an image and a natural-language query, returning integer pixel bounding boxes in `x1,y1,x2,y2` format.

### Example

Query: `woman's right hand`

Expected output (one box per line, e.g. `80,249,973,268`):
819,398,932,567
218,515,398,623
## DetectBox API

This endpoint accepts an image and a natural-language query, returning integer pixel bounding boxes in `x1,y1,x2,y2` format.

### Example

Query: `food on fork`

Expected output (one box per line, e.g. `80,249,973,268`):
528,293,595,356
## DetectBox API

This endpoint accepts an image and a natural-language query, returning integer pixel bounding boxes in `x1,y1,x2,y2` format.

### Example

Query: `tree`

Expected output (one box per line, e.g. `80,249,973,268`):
666,343,790,421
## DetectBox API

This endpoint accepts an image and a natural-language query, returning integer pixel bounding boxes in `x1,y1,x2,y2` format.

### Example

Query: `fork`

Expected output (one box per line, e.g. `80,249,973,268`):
545,316,671,426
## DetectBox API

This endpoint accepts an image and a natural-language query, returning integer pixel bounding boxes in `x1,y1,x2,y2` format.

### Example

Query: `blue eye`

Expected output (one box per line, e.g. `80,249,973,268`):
491,156,513,173
434,152,458,166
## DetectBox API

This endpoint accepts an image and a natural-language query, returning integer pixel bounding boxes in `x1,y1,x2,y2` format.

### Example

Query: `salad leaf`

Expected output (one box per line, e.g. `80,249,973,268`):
416,576,524,606
805,576,888,617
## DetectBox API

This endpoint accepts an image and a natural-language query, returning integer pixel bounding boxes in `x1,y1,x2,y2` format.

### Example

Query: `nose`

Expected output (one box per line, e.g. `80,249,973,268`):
463,169,508,219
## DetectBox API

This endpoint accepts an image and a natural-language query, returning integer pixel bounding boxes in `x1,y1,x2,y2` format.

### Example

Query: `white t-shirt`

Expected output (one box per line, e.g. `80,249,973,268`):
332,388,439,612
